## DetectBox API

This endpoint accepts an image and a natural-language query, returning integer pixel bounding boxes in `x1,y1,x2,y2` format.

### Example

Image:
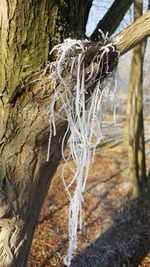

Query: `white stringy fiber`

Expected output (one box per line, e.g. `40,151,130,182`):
46,37,118,266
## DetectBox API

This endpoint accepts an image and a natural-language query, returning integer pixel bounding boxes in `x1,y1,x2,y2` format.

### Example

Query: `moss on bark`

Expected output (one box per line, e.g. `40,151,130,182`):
0,0,92,95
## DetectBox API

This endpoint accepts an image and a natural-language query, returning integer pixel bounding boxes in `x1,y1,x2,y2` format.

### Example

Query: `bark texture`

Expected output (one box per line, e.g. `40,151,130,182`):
0,0,91,94
0,76,69,266
0,0,92,266
116,10,150,55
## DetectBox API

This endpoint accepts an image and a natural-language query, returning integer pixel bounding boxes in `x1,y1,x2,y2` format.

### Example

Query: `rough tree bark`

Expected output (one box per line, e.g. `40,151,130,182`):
0,0,91,94
116,9,150,55
0,0,150,266
0,1,92,266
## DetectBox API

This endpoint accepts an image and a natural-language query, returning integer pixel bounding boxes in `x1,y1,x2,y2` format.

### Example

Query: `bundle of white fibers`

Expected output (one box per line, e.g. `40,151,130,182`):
46,37,118,266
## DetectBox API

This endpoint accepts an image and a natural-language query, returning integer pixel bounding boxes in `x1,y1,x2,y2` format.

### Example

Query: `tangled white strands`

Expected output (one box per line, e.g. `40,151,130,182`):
46,35,119,266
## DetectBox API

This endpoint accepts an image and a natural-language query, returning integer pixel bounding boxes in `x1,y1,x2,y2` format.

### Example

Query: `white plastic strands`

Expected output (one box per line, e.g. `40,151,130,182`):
46,36,119,266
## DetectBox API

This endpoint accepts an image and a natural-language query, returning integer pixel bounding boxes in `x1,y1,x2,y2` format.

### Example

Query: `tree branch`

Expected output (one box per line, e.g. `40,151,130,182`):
116,10,150,55
90,0,134,41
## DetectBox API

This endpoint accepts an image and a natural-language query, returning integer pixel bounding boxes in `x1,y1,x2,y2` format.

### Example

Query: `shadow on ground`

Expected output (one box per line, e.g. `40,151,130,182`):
70,197,150,267
29,135,150,267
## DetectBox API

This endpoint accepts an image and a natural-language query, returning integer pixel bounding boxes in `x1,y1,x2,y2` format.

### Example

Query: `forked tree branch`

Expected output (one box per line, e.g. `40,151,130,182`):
91,0,134,40
116,10,150,55
8,10,150,104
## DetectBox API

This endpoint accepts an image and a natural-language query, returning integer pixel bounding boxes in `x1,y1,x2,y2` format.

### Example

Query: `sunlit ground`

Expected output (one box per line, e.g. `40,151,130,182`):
29,116,150,267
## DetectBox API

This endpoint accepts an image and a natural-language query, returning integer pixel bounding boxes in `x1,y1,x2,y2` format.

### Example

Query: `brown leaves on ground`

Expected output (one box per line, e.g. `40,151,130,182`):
28,132,150,267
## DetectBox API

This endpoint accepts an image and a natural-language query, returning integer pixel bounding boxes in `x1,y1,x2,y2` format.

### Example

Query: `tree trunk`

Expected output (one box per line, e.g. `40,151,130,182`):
124,0,148,197
1,0,150,266
0,0,91,94
0,1,92,266
0,76,70,266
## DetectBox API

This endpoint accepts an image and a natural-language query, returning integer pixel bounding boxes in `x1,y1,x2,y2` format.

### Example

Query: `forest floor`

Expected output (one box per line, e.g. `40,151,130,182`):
28,116,150,267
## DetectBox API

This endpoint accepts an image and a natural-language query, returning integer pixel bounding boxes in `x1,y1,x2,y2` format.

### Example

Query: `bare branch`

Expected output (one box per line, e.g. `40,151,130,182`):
116,10,150,55
91,0,134,41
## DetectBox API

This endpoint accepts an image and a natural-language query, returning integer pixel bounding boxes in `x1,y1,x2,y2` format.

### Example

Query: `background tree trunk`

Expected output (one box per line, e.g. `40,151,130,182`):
124,0,149,197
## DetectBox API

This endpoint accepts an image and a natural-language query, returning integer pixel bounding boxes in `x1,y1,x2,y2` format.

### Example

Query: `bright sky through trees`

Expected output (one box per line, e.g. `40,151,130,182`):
86,0,148,37
86,0,110,36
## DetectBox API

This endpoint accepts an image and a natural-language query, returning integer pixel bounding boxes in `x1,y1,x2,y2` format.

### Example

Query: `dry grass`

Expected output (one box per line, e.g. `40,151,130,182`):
28,120,150,267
